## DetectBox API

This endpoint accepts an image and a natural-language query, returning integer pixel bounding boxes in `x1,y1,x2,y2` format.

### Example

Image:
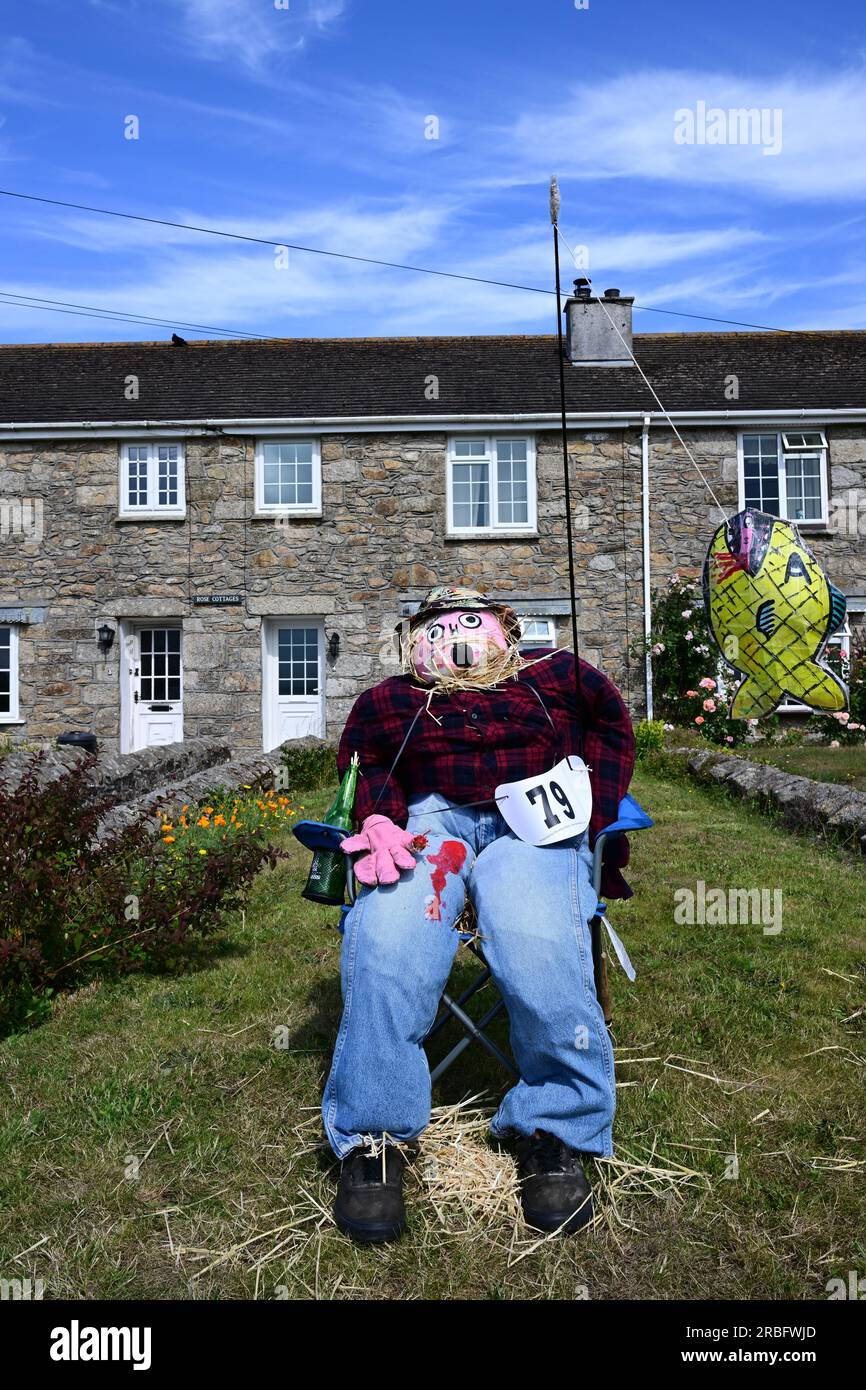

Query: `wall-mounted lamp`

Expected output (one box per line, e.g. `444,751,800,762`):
326,630,340,664
97,623,116,655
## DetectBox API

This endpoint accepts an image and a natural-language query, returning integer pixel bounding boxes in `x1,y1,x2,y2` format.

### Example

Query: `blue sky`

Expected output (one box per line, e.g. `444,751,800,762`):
0,0,864,343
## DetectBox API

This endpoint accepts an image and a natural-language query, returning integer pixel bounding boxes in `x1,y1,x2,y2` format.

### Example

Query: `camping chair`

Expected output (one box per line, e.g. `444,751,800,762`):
293,794,652,1084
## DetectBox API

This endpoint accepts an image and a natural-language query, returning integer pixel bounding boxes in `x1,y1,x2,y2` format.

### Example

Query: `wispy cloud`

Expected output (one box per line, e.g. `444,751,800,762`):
159,0,347,73
500,67,866,201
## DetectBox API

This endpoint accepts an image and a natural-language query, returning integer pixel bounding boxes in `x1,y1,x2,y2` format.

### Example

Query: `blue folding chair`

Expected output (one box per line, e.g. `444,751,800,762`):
293,793,653,1084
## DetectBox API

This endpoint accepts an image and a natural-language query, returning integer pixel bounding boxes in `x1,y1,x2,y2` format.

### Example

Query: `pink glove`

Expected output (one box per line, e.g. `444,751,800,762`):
341,814,422,886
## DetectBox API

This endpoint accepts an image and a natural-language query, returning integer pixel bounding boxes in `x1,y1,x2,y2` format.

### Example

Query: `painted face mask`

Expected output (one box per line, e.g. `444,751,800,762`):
411,608,510,684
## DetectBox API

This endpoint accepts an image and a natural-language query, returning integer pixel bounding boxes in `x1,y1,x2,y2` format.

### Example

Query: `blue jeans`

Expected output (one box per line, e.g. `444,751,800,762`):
322,792,616,1159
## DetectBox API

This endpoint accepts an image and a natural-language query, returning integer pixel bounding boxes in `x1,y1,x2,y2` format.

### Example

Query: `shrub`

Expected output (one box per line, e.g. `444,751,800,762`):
635,719,666,760
279,741,338,792
631,573,721,724
0,754,285,1038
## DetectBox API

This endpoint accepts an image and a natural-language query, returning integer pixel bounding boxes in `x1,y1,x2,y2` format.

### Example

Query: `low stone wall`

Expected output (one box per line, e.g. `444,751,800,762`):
1,735,340,845
672,747,866,853
0,736,231,797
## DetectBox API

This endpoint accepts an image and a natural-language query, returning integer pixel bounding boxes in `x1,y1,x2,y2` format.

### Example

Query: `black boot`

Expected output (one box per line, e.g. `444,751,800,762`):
515,1130,593,1234
333,1144,407,1244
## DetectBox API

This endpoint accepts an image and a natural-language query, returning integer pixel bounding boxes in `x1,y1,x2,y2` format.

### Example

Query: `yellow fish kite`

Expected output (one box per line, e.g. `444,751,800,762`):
702,509,848,719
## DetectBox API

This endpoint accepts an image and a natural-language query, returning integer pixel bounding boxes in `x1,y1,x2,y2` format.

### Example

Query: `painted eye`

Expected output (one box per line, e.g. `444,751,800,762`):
427,623,444,642
458,613,482,629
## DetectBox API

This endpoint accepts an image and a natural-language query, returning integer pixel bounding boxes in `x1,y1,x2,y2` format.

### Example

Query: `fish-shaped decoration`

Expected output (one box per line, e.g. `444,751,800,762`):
702,509,848,719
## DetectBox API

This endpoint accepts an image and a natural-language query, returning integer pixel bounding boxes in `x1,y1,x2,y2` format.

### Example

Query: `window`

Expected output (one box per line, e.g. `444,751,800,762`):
278,626,320,695
254,440,321,517
447,436,537,535
139,627,182,704
0,625,19,721
119,443,185,517
518,617,556,652
739,431,828,525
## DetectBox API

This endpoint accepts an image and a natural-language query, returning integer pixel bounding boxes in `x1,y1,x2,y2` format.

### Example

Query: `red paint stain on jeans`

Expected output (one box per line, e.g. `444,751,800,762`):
424,840,467,921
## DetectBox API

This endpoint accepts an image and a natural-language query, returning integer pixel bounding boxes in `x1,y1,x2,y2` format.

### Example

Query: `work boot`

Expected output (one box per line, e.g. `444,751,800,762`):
515,1129,593,1234
333,1143,407,1244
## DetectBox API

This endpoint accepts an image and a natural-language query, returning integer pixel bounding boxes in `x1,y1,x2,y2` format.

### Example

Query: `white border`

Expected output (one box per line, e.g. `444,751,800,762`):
118,441,186,519
736,429,829,527
446,434,537,538
0,623,19,722
254,439,322,518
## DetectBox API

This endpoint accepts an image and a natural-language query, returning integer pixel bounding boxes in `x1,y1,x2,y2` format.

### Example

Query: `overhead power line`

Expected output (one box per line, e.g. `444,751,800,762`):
0,290,267,339
0,186,786,334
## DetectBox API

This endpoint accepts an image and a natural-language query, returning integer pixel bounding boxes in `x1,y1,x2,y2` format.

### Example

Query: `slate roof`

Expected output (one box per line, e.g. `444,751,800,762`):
1,331,865,424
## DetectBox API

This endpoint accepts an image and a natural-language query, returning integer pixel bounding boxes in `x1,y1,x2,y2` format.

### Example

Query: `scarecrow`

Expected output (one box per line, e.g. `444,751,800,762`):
323,585,636,1243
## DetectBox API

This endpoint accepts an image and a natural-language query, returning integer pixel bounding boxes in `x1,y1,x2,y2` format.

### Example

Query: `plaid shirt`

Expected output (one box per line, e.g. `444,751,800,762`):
337,649,637,898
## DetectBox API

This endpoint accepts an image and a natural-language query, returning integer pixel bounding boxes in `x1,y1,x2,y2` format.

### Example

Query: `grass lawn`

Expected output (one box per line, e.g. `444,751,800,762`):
1,770,864,1301
663,725,866,792
742,745,866,793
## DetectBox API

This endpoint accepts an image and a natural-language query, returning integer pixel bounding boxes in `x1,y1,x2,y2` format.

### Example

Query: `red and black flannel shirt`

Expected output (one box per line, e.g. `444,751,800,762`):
337,648,637,899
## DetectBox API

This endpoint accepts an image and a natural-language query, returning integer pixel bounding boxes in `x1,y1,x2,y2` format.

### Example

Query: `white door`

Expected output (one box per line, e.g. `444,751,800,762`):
129,625,183,750
263,621,324,750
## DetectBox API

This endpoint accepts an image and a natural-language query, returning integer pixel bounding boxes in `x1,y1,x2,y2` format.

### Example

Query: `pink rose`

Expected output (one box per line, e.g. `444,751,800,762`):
699,677,716,690
703,698,716,712
686,689,699,698
695,715,705,725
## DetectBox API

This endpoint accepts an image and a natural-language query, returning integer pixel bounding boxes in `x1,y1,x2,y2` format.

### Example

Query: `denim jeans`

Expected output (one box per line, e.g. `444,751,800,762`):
322,792,616,1159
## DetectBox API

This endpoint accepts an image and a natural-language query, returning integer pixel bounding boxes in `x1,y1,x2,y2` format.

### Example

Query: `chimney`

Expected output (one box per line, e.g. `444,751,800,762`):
564,281,634,367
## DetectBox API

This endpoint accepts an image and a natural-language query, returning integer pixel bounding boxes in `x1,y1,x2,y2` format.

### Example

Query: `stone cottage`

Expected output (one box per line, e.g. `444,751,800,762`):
1,288,864,753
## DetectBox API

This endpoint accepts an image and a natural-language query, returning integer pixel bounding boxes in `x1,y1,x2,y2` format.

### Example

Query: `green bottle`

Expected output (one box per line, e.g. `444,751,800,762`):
302,753,359,905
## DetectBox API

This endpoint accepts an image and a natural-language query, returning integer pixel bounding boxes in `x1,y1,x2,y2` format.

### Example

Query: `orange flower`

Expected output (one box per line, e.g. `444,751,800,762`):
214,814,227,827
197,815,210,828
205,806,214,815
694,715,705,725
163,835,176,844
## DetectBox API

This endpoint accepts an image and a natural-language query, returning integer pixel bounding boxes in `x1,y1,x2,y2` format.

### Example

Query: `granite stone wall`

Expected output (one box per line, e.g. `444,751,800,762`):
1,424,863,751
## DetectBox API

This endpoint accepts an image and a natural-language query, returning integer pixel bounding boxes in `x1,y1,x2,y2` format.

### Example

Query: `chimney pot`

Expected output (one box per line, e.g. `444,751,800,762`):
603,288,621,298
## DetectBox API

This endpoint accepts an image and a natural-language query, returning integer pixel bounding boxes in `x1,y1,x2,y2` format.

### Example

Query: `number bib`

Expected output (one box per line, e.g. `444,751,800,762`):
495,755,593,847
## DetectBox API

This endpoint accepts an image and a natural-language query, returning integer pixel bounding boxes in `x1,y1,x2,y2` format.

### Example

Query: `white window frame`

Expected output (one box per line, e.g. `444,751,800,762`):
518,616,557,652
254,439,322,518
0,624,20,722
737,430,829,527
118,441,186,519
447,435,537,537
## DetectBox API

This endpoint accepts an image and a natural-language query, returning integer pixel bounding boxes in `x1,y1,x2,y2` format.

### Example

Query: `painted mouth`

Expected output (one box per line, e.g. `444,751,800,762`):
451,642,474,668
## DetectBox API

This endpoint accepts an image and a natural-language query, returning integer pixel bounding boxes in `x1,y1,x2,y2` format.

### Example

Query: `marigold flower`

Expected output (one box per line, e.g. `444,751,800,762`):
214,815,227,827
197,816,210,828
163,835,176,843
